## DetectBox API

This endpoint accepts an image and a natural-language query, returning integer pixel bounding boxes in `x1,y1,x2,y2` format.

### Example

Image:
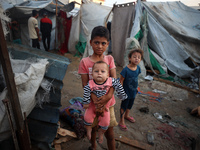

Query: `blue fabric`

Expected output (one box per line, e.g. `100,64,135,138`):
13,39,22,44
120,65,141,99
69,97,83,105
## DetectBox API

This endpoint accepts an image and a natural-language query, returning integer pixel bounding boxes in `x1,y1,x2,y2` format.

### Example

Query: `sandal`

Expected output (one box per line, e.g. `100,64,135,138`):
125,116,135,123
118,124,128,131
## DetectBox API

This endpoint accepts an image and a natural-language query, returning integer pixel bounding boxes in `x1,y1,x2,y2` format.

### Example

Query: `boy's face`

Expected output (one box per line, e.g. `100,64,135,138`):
92,63,109,84
129,52,142,65
90,36,109,55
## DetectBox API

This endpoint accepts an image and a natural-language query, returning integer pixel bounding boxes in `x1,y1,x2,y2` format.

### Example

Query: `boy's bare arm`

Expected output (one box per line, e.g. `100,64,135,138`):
91,92,98,103
81,74,89,88
95,87,114,107
110,68,117,78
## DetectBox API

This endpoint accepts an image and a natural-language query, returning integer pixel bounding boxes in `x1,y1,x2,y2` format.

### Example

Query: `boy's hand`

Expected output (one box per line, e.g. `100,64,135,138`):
91,92,98,103
96,108,104,117
83,104,89,109
91,87,114,108
94,87,114,108
95,106,108,117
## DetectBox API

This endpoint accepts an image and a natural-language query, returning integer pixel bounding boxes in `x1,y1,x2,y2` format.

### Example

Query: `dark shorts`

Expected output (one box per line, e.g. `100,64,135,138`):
32,39,40,49
121,97,136,111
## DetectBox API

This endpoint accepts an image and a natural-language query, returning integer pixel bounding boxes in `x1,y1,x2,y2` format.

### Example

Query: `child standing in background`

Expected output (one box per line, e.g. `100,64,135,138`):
119,48,143,131
83,61,127,143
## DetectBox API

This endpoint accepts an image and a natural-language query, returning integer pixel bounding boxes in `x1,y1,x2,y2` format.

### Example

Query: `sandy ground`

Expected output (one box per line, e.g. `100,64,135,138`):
58,53,200,150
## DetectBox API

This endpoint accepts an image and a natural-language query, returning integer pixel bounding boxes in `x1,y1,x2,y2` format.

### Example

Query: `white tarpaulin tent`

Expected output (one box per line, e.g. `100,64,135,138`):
0,58,49,141
129,0,200,78
143,1,200,63
80,2,112,57
3,0,200,78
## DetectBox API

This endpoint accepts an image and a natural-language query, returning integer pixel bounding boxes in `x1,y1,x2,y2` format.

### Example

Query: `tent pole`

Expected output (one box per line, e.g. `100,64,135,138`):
55,0,58,50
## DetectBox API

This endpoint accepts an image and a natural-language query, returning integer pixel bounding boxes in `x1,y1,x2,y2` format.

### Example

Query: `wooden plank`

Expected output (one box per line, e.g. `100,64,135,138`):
199,67,200,94
54,144,61,150
146,69,160,74
53,137,73,144
57,128,77,138
153,77,200,94
115,134,152,150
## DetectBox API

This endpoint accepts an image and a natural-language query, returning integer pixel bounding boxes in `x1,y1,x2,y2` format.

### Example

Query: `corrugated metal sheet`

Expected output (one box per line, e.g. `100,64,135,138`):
7,43,70,148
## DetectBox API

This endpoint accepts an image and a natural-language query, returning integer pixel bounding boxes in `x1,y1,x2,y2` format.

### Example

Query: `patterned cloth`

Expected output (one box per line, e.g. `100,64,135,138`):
83,77,127,104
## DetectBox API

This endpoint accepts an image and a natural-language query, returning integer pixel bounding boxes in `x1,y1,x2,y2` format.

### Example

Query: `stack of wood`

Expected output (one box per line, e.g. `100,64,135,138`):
53,126,77,150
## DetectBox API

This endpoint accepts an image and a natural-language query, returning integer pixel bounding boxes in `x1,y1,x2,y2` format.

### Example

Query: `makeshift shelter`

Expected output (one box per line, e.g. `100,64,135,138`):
68,1,112,57
4,0,64,51
68,0,199,79
129,0,200,78
0,1,71,149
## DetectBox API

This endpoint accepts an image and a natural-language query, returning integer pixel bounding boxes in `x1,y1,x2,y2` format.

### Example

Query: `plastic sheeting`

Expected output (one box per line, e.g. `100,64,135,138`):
129,0,198,78
80,2,112,58
111,2,135,66
143,1,200,63
68,11,80,54
0,58,49,141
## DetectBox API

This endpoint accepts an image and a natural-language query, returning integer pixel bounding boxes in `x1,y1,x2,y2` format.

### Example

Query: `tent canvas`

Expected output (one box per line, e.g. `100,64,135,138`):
6,0,59,51
67,0,199,79
143,1,200,63
128,0,200,78
3,0,200,79
80,2,112,57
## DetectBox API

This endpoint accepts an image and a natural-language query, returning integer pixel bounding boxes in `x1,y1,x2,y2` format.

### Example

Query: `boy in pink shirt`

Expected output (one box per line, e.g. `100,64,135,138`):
78,26,117,150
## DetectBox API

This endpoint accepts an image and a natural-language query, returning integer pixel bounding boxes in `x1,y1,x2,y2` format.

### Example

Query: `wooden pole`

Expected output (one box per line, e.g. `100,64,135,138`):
2,99,20,150
55,0,58,50
199,67,200,93
0,20,31,150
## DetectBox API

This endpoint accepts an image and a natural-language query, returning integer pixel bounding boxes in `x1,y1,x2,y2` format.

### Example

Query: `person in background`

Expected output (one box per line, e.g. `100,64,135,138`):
9,20,22,44
28,10,41,49
119,48,143,131
78,26,117,150
40,12,52,51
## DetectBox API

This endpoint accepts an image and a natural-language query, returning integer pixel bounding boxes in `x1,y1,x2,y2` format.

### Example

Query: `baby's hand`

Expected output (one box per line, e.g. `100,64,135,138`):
83,104,89,109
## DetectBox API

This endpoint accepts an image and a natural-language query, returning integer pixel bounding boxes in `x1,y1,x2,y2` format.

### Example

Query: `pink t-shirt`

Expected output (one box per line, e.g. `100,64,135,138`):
78,55,116,106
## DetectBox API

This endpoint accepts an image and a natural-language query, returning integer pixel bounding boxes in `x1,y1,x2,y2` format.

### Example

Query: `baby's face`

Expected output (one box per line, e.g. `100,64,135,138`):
92,63,109,84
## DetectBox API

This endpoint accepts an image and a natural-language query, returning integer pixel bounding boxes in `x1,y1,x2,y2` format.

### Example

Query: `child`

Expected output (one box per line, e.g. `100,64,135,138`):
119,48,143,131
83,61,127,143
78,26,117,150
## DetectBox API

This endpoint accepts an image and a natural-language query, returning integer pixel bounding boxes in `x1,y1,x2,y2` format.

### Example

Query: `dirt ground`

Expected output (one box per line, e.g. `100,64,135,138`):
58,53,200,150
